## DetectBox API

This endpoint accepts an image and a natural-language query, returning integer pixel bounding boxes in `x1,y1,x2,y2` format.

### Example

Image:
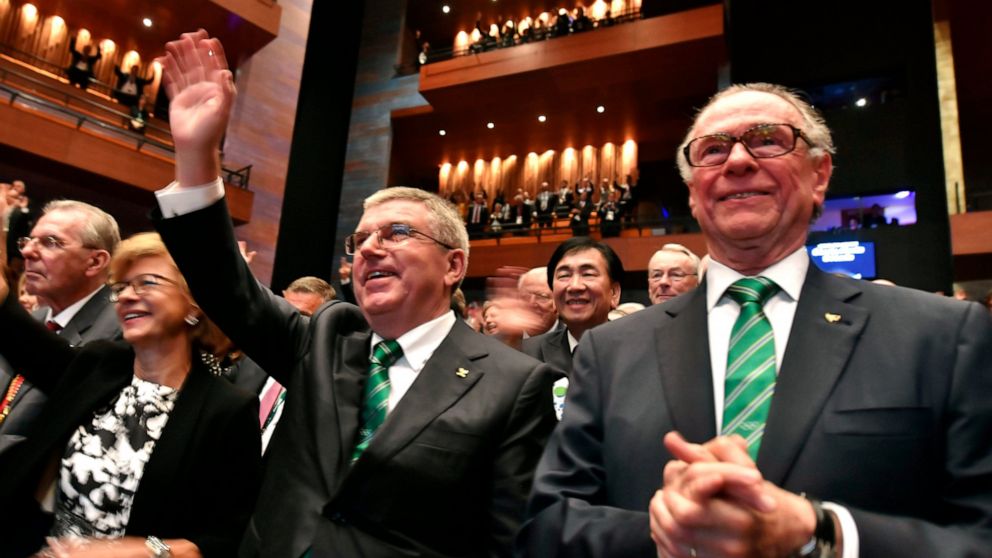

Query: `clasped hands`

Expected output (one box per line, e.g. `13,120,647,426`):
649,432,817,558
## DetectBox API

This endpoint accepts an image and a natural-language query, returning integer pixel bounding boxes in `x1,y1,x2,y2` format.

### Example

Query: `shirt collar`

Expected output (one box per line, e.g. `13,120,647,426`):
371,310,457,372
46,285,106,328
566,329,579,353
705,247,809,311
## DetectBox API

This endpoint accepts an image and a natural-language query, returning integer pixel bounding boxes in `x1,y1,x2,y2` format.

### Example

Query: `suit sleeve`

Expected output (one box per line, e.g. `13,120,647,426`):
0,294,75,393
488,362,559,558
849,301,992,556
517,332,655,558
153,199,307,384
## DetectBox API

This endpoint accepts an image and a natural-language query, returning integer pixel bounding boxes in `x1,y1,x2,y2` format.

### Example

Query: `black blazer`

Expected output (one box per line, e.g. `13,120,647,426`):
520,327,572,377
155,199,559,558
0,295,261,558
0,286,121,455
518,266,992,556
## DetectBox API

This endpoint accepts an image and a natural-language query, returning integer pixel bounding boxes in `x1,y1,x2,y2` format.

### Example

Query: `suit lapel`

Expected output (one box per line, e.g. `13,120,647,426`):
758,267,867,484
543,328,573,375
321,330,371,489
59,286,113,346
348,321,484,477
655,286,717,443
129,361,213,531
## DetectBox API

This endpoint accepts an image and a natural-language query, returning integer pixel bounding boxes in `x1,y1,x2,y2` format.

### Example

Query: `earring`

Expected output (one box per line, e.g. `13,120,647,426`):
184,314,200,326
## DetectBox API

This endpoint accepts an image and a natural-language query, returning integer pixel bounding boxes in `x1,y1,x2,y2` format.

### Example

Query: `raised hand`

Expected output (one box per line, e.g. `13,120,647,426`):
157,30,237,186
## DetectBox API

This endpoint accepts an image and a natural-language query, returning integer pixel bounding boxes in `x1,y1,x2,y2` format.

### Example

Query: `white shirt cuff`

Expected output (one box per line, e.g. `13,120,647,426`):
155,177,225,217
822,502,859,558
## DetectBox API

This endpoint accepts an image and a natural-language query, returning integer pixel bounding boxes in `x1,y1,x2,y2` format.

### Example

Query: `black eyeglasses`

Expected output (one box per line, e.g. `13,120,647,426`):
344,223,455,255
108,273,182,302
683,123,814,167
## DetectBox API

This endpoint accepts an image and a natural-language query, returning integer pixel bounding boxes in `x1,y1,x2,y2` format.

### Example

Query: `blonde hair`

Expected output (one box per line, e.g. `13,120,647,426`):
109,232,193,299
109,232,205,339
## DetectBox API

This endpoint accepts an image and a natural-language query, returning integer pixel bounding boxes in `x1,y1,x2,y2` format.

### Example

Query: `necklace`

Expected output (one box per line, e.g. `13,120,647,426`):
199,350,237,378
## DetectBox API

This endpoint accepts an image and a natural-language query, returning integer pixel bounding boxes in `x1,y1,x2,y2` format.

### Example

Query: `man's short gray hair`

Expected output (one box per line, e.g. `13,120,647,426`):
676,82,836,183
286,276,336,302
650,243,701,274
42,199,120,253
363,186,470,274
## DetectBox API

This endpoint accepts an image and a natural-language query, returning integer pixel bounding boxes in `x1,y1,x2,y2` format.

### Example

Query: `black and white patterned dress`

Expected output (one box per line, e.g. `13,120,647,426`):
50,375,178,540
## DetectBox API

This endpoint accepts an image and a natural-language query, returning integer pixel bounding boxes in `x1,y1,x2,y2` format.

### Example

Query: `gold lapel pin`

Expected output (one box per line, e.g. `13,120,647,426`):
455,368,469,378
824,312,842,323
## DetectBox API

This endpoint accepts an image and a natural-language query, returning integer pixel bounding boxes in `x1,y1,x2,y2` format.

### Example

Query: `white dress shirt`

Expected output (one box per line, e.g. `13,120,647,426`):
371,310,456,413
705,247,857,558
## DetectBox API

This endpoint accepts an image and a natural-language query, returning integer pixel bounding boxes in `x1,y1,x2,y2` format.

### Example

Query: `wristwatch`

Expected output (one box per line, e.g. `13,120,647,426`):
145,536,172,558
794,499,836,558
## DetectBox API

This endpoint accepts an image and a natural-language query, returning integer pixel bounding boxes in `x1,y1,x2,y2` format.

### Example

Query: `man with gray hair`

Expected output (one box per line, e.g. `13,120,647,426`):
283,275,337,316
0,199,121,454
521,82,992,557
647,243,700,305
152,29,558,558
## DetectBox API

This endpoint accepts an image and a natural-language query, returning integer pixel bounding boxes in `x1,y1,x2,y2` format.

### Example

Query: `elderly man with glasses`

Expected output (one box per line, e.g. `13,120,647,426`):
519,83,992,558
150,30,558,558
648,243,701,305
0,200,121,456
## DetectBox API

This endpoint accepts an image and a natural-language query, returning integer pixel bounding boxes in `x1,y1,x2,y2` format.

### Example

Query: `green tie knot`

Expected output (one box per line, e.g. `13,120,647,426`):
726,276,780,307
371,339,403,369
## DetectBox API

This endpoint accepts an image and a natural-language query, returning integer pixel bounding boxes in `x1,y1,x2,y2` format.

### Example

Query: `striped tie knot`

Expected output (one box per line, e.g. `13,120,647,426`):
371,339,403,369
726,276,780,307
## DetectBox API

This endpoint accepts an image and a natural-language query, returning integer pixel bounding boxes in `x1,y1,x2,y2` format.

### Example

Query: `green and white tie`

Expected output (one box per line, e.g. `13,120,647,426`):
352,339,403,463
722,277,780,460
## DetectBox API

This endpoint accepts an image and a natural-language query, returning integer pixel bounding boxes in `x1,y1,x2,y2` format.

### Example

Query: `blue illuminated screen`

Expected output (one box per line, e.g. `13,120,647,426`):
807,241,877,279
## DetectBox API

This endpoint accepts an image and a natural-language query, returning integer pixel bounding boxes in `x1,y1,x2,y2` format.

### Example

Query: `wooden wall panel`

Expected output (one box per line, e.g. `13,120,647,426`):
334,0,429,269
221,0,312,284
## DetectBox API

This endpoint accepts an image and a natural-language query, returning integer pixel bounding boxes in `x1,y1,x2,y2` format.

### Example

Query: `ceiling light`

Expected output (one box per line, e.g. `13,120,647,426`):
537,115,547,123
894,190,911,199
442,5,451,13
596,105,605,113
855,97,867,108
142,17,152,28
486,122,495,129
439,129,446,136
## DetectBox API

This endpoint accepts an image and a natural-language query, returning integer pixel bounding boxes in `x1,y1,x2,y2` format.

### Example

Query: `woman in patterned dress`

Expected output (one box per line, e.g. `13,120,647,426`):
0,233,261,557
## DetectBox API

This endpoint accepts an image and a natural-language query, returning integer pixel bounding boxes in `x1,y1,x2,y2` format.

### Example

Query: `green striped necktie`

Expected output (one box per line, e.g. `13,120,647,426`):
722,276,781,460
352,339,403,463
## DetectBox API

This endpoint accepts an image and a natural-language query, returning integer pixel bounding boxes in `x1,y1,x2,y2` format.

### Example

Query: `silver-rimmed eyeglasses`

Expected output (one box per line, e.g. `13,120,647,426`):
18,235,66,253
108,274,182,302
344,223,454,255
683,123,813,167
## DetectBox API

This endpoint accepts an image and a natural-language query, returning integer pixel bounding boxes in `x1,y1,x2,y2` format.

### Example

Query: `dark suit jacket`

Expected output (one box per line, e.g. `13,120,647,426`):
0,295,261,557
520,328,572,377
154,199,559,558
519,266,992,557
0,286,121,455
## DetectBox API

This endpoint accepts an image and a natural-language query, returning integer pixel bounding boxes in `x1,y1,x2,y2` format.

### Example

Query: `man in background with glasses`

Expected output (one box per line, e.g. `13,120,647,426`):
152,30,558,558
521,83,992,557
0,200,121,455
647,243,701,305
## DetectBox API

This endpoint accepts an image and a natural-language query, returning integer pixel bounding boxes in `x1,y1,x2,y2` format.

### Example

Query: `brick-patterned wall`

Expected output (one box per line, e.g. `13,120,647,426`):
224,0,312,285
334,0,428,266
